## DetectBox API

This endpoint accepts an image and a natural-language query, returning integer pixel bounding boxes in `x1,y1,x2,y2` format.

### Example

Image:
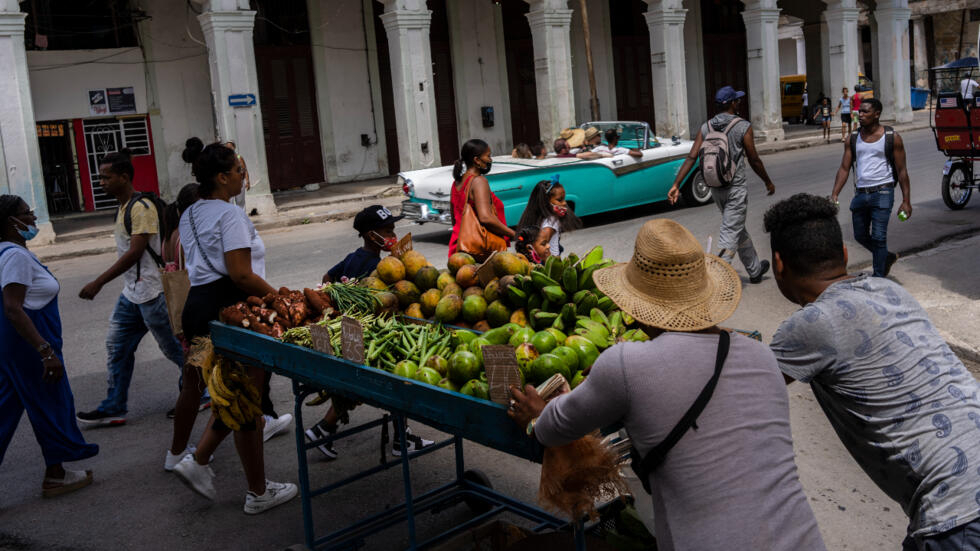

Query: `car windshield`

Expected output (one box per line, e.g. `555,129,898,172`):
584,122,657,149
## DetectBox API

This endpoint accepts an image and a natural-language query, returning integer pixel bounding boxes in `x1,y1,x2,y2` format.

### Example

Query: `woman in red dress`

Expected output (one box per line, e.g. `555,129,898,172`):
448,139,514,257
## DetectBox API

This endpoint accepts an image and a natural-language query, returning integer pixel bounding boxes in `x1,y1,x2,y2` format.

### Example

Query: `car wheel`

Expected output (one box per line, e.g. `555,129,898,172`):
681,171,712,206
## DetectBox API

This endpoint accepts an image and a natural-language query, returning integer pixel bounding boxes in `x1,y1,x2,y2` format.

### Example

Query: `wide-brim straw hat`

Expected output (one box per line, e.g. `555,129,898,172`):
593,219,741,331
564,128,586,149
584,126,600,141
559,128,575,140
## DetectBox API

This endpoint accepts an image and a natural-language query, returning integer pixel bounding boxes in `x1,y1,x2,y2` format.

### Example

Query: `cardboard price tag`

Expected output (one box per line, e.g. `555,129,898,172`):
390,233,413,258
482,345,522,404
475,251,499,286
309,324,333,355
340,317,365,364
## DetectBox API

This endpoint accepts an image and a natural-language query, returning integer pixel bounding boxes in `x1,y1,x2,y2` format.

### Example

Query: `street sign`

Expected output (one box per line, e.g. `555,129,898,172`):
228,93,256,108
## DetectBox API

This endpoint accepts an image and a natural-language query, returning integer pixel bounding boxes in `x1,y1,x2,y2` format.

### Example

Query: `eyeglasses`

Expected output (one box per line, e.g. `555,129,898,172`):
225,166,246,176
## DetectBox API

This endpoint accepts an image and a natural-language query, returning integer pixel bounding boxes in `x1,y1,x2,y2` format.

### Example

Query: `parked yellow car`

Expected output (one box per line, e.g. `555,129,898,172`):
780,74,807,122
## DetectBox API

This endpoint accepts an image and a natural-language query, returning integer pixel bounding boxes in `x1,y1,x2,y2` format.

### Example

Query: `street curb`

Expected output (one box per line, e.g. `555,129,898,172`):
758,122,931,156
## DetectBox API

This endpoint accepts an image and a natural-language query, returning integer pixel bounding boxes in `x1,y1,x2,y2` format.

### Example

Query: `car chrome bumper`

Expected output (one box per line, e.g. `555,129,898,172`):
401,200,452,225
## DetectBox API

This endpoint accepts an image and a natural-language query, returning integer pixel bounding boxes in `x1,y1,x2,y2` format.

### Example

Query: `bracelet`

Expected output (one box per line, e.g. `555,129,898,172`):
525,417,538,436
37,341,51,354
41,352,55,362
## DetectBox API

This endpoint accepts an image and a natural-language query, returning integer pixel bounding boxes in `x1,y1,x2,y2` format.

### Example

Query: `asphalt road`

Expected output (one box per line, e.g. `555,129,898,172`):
1,128,977,550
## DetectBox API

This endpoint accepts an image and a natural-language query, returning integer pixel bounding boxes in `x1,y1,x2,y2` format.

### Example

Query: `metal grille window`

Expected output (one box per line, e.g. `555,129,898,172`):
82,117,150,210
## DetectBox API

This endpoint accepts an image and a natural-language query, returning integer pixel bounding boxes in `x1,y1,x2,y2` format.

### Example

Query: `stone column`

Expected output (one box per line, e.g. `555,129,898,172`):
198,2,276,214
380,0,440,169
644,0,689,139
911,16,927,88
803,21,825,99
873,0,912,122
795,35,807,75
823,0,860,103
525,0,575,143
0,0,52,243
742,0,784,142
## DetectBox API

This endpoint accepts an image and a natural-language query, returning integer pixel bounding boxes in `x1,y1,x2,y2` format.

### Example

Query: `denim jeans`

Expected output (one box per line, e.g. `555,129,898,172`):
98,293,184,415
850,187,894,277
903,517,980,551
709,183,763,278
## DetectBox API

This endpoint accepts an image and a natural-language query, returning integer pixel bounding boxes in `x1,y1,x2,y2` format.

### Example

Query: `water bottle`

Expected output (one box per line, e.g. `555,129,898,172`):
898,210,908,222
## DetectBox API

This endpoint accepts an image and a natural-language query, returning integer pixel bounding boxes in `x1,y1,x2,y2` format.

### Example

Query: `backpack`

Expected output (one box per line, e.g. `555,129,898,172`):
699,117,743,188
123,192,168,279
848,126,897,182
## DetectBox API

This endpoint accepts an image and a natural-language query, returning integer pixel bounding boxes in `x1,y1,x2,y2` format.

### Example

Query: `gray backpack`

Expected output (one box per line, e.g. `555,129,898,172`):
699,118,742,188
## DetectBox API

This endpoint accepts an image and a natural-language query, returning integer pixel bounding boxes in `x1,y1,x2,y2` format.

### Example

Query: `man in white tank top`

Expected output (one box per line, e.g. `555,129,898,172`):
830,98,912,277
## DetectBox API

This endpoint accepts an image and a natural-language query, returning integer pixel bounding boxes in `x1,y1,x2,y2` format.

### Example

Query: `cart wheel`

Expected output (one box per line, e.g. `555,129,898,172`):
682,171,712,206
462,469,493,514
942,163,973,210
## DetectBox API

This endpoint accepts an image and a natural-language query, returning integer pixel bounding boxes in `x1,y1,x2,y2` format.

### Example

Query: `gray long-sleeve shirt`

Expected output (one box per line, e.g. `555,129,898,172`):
535,332,825,551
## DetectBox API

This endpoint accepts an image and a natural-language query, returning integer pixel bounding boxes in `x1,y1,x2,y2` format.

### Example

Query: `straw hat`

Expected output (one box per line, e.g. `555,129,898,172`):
564,128,586,149
584,126,600,141
593,219,741,331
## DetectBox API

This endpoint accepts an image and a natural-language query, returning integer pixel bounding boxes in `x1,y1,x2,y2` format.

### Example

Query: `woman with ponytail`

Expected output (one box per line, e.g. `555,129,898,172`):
447,139,514,258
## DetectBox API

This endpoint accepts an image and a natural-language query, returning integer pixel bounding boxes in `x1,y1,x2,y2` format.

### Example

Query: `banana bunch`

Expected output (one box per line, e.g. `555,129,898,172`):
202,357,263,431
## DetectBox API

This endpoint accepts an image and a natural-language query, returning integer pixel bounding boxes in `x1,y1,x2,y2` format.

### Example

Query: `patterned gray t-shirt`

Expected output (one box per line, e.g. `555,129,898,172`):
771,274,980,537
700,113,751,186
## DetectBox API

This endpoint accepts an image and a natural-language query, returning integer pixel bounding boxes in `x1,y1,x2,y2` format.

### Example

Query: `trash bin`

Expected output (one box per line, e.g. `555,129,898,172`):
911,87,929,110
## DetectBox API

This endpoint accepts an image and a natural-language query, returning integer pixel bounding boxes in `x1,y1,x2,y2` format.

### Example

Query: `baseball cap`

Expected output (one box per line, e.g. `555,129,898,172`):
714,86,745,104
353,205,403,236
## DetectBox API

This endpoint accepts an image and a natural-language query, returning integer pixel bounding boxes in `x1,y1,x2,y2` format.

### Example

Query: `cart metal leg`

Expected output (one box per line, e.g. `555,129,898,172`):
394,414,418,548
293,379,316,550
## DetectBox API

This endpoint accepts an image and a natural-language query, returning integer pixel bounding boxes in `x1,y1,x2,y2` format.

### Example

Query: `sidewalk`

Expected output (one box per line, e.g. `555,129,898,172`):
38,176,403,262
757,107,932,156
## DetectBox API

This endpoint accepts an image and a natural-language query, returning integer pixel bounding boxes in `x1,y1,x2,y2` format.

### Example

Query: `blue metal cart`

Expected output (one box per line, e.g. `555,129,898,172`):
210,322,587,550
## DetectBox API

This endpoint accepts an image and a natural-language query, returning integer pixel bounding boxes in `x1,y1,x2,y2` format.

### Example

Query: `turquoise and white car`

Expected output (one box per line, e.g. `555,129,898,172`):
398,121,708,225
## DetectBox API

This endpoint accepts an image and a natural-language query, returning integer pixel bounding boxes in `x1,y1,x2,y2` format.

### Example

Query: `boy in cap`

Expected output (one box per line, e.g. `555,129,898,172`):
308,205,433,459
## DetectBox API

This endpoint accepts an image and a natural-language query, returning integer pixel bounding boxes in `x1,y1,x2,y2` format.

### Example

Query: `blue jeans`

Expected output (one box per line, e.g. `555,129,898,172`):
903,517,980,551
850,187,894,277
97,293,184,415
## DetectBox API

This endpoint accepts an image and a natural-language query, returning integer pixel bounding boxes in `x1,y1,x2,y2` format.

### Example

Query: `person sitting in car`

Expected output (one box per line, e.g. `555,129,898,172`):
592,129,643,159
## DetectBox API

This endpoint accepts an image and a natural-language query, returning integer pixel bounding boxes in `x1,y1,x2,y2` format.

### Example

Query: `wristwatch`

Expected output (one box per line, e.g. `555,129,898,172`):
37,342,51,355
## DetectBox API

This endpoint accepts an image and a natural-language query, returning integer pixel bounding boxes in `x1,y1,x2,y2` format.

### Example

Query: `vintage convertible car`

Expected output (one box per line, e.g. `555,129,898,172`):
398,121,708,225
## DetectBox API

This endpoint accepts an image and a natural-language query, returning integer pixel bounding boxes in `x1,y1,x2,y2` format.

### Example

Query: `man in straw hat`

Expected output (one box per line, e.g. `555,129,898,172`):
765,193,980,548
667,85,776,284
509,218,825,551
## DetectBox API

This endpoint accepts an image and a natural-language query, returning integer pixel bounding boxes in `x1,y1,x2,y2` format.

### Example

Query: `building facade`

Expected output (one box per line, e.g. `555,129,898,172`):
1,0,923,243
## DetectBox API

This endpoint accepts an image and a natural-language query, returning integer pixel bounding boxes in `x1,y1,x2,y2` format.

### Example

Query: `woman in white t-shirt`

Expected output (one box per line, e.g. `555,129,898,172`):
0,194,98,497
517,176,582,258
169,141,297,513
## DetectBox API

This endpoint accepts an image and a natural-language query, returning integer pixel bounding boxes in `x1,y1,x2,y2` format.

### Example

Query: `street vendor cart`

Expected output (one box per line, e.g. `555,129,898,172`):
210,321,593,550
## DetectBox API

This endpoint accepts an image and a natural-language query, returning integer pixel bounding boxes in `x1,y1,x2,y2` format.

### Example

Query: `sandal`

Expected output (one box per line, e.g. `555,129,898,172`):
42,469,93,498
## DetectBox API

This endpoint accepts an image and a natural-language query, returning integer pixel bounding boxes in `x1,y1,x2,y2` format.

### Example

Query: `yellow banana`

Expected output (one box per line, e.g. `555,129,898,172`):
227,397,245,424
216,404,241,431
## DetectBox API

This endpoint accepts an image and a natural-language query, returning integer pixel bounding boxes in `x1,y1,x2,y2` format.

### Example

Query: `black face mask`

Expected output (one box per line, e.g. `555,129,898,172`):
477,159,492,175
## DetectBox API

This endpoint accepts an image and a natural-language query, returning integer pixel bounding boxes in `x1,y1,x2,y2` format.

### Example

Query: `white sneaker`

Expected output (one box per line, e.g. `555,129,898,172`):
173,453,216,500
243,480,298,514
262,414,293,443
164,446,195,472
392,427,434,457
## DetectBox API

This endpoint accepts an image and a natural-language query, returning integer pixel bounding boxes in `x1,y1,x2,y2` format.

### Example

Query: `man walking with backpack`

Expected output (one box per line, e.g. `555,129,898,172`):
77,150,184,426
669,85,776,284
830,98,911,278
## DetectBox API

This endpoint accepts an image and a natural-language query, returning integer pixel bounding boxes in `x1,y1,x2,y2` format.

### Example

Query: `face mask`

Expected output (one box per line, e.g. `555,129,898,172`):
552,204,568,218
529,249,542,264
477,159,492,175
11,217,39,241
371,231,397,252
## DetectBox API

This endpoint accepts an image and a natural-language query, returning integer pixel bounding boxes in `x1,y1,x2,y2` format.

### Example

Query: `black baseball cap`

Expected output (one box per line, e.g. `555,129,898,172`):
353,205,403,236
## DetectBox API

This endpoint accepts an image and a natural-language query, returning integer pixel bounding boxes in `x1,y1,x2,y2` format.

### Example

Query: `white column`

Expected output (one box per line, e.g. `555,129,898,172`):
198,4,276,214
741,0,784,142
873,0,912,122
525,0,575,143
911,16,927,88
0,1,52,243
823,0,860,103
380,0,440,169
795,36,806,74
644,0,688,139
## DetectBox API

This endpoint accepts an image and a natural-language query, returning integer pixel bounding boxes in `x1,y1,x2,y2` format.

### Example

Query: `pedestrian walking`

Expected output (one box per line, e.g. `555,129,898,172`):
801,87,809,125
850,89,862,132
668,85,775,284
0,195,99,497
516,176,581,258
447,139,514,261
765,193,980,549
829,98,911,278
814,97,832,142
833,87,852,143
507,218,826,551
76,150,184,426
170,141,296,514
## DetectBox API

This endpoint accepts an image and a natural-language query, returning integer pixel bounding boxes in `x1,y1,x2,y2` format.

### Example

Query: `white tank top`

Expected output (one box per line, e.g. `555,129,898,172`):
855,131,894,188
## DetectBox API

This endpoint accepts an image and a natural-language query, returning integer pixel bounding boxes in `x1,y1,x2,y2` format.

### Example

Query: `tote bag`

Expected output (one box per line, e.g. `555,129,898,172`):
458,177,507,262
160,240,191,336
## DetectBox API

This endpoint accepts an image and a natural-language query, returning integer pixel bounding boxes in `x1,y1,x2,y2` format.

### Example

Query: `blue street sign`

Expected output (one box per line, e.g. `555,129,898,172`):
228,93,256,107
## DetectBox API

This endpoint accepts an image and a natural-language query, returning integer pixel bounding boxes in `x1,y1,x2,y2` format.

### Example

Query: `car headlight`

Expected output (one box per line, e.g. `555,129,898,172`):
398,175,414,197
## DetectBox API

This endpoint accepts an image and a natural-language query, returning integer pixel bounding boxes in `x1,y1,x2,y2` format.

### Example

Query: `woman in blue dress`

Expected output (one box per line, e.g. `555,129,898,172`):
0,195,98,497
